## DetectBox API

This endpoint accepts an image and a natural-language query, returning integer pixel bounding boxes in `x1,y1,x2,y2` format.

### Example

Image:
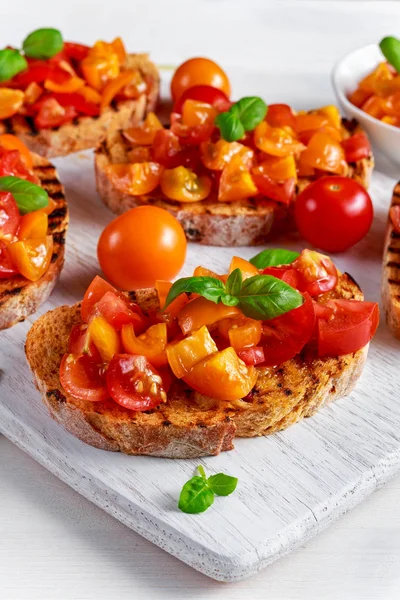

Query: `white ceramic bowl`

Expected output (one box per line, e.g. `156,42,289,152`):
332,43,400,164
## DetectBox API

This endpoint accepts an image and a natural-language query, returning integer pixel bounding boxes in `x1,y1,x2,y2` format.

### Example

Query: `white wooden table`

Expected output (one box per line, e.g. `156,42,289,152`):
2,0,400,598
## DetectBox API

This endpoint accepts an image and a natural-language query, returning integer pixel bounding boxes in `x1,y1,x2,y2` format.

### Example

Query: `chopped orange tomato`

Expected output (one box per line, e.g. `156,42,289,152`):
78,86,102,104
24,82,43,105
0,89,24,120
100,70,138,110
166,325,217,378
44,76,85,93
40,197,58,215
91,37,126,65
218,157,258,202
156,280,189,317
183,346,257,401
7,236,53,281
105,162,162,195
88,315,120,362
254,121,305,157
0,134,33,170
181,100,217,127
17,211,48,240
228,256,259,279
295,113,329,133
126,146,152,163
217,317,262,351
123,112,163,145
299,131,347,175
252,155,297,183
200,139,253,170
360,96,386,119
160,166,211,202
121,322,168,368
178,296,240,335
317,105,341,129
358,62,393,94
193,265,226,281
81,53,120,91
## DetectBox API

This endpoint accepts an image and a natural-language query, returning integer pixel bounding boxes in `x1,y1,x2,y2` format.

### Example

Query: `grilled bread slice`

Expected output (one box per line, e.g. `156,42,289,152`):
25,273,367,458
95,119,374,247
0,54,159,158
382,181,400,337
0,153,68,330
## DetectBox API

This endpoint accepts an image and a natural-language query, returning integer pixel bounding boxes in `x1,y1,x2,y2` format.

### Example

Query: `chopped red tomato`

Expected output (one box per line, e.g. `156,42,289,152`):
266,104,296,128
0,191,20,237
262,265,303,289
317,300,379,357
292,249,338,296
49,92,99,116
341,133,371,163
34,98,77,129
0,240,18,278
252,171,295,205
0,147,36,182
81,275,120,322
178,296,240,335
68,323,101,361
64,42,90,62
173,85,231,113
59,353,108,402
237,346,265,366
390,205,400,233
106,354,166,411
97,291,146,332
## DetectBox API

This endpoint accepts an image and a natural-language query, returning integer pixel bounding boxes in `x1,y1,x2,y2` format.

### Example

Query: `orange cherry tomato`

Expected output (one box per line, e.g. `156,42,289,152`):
97,206,187,290
360,96,386,119
0,89,24,120
299,131,347,175
171,57,231,102
44,76,85,93
266,104,296,128
200,139,253,171
348,87,371,108
123,112,163,145
183,346,257,401
254,121,305,157
100,70,138,110
88,315,120,362
181,99,218,127
160,166,211,202
105,162,162,196
253,155,297,182
121,322,168,368
166,325,218,378
228,256,259,279
17,210,48,240
8,236,53,281
0,134,33,170
218,158,258,202
178,296,240,335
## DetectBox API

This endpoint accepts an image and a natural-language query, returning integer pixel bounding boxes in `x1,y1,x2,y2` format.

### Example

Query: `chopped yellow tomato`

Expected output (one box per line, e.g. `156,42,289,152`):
7,236,53,282
81,53,120,91
18,211,48,240
227,318,262,351
254,121,305,157
193,265,226,281
160,166,211,202
178,296,240,335
299,131,347,175
90,37,126,65
252,155,297,183
218,157,258,202
123,112,163,145
317,105,341,129
166,325,218,378
105,162,162,195
181,100,217,127
88,315,120,362
200,139,253,171
44,76,85,93
121,322,168,368
78,86,102,104
228,256,259,279
100,70,138,110
156,280,189,317
0,89,24,120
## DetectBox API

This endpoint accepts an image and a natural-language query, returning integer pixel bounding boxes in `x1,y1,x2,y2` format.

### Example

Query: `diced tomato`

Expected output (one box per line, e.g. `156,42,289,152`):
178,296,240,335
97,291,146,332
68,323,101,361
200,140,252,171
105,162,162,196
317,299,379,357
13,61,70,87
341,132,371,163
292,249,338,296
262,265,303,289
252,172,295,205
81,275,120,322
0,191,20,237
390,205,400,233
17,210,48,240
299,131,347,175
166,325,218,378
237,346,265,366
260,292,315,366
88,316,120,362
34,98,77,129
121,322,168,368
0,135,33,170
266,104,296,128
59,353,109,402
152,129,182,168
228,255,259,279
160,166,211,202
0,147,36,182
7,236,53,281
50,92,100,116
218,158,258,202
0,239,18,278
106,354,167,411
171,118,215,146
254,121,305,157
64,42,90,62
123,112,163,145
173,85,231,114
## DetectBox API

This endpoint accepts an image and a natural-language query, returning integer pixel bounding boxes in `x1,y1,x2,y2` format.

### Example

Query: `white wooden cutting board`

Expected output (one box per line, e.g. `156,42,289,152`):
1,70,399,581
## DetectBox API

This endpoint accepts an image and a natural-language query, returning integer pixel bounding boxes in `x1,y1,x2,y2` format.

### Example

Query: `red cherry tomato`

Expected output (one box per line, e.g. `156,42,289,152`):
292,249,338,296
0,239,18,278
262,265,303,289
260,292,315,366
341,133,371,163
97,291,146,332
106,354,166,411
0,191,20,237
317,300,379,357
266,104,296,128
173,85,231,113
237,346,265,366
295,177,374,252
81,275,119,322
59,353,108,402
171,57,231,101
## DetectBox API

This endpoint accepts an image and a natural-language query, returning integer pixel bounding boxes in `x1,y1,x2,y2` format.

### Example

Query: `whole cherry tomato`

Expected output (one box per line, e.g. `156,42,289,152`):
295,177,373,252
171,57,231,102
97,206,187,290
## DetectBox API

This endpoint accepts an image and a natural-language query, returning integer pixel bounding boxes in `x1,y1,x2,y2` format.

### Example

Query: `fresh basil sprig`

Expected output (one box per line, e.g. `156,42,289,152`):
178,466,238,514
380,36,400,73
250,248,300,269
0,49,27,83
215,96,268,142
163,269,303,321
0,176,49,214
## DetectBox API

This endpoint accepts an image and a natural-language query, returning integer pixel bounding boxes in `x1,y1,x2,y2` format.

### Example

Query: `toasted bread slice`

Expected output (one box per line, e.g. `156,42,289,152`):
0,153,68,330
382,181,400,337
25,273,367,458
0,54,159,158
95,119,374,246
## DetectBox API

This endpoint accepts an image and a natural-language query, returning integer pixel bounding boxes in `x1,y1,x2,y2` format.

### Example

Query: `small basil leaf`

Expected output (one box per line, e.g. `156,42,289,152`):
380,36,400,73
178,476,214,514
250,248,300,269
237,275,303,320
0,49,27,83
221,293,240,307
231,96,267,131
163,276,225,309
207,473,238,496
215,112,245,142
23,28,63,60
225,268,242,296
0,176,49,214
198,465,207,481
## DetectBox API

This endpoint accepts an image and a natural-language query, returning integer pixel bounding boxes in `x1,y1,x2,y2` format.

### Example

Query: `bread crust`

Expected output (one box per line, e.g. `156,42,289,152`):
0,153,68,329
95,119,374,246
0,54,159,158
382,181,400,337
25,274,368,458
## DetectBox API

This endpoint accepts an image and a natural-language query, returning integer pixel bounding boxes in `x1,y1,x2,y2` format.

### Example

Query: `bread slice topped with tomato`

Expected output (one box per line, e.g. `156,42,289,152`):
0,28,159,157
0,135,68,329
382,181,400,337
25,249,378,457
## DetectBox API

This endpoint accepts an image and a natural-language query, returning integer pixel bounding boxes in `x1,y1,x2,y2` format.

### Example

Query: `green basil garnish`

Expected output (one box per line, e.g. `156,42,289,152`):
164,276,225,307
380,36,400,73
250,248,300,269
214,111,245,142
225,267,243,296
22,28,63,60
0,176,49,214
215,96,267,142
178,466,238,514
0,49,27,82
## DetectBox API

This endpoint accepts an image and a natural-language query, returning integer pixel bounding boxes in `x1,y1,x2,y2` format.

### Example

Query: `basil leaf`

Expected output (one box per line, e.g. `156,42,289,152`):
237,275,303,320
230,96,267,131
215,112,245,142
163,276,224,309
0,176,49,214
221,293,240,307
225,268,242,296
208,473,238,497
23,28,63,60
380,36,400,73
178,475,214,514
250,248,300,269
0,49,27,83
